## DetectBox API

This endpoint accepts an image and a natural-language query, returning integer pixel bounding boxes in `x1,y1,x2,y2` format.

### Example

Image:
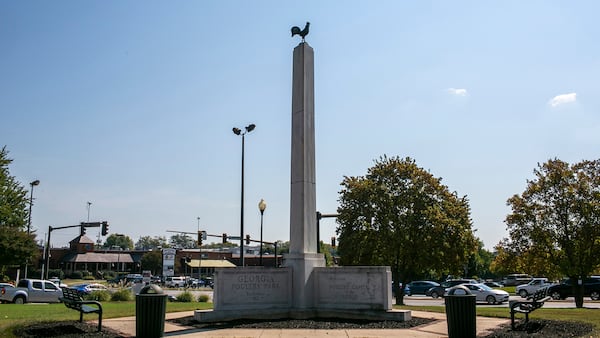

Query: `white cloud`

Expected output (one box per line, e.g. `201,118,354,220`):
549,92,577,107
447,88,468,96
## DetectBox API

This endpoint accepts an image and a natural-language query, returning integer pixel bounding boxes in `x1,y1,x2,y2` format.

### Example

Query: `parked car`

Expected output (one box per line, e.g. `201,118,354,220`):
516,278,552,298
445,283,510,304
502,273,532,286
0,283,15,303
71,283,91,294
483,281,504,288
546,278,600,300
404,281,440,296
85,283,109,293
426,279,478,298
0,279,62,304
165,276,186,288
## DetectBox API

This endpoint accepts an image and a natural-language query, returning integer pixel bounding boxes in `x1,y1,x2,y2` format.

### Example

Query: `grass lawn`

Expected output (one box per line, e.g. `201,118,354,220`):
0,301,209,337
2,300,599,337
397,305,600,336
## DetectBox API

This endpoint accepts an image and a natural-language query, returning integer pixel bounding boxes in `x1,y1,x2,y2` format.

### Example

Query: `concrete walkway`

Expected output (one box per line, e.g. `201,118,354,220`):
102,310,510,337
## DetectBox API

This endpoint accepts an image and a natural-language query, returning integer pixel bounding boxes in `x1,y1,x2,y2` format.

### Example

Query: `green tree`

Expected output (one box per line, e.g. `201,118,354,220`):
0,147,39,278
135,236,169,250
140,250,163,275
465,239,496,280
0,146,29,229
169,234,197,249
103,234,134,250
500,158,600,308
336,156,477,305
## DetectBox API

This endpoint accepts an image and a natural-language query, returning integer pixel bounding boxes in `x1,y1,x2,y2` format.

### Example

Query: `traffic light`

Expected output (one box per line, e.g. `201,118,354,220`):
197,231,203,246
80,224,86,236
331,236,336,248
245,234,251,245
222,233,227,244
101,221,109,236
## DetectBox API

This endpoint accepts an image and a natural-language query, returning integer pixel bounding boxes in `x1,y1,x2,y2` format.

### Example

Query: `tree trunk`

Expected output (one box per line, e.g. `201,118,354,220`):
392,269,403,305
574,280,584,308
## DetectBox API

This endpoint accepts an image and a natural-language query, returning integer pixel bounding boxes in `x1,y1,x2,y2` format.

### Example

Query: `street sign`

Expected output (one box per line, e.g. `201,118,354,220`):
228,236,241,240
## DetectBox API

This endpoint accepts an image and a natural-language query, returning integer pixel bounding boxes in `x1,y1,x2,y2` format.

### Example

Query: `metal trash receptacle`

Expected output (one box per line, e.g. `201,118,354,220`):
136,284,167,338
445,285,476,338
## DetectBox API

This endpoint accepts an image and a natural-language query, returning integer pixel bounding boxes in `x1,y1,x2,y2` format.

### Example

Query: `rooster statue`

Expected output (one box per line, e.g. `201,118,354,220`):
291,22,310,41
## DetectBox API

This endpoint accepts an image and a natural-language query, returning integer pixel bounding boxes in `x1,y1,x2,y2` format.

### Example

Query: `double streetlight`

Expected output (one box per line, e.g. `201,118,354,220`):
233,124,256,267
258,199,267,265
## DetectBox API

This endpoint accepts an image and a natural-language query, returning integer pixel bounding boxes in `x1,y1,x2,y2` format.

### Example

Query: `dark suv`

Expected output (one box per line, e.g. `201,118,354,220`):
546,278,600,300
426,279,478,298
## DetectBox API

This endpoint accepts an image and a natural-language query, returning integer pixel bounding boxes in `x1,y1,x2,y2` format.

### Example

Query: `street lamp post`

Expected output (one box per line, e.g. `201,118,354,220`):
258,199,266,266
25,180,40,279
87,201,92,222
233,124,256,267
27,180,40,234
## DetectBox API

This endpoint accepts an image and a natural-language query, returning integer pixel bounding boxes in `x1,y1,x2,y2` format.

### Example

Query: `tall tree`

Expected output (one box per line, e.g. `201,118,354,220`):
169,234,197,249
140,250,163,276
0,147,38,278
135,236,169,250
103,234,134,250
337,156,477,305
500,158,600,308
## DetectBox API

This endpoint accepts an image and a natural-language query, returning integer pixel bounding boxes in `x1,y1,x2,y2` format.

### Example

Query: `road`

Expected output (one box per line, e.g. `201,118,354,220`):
402,295,600,308
160,289,600,309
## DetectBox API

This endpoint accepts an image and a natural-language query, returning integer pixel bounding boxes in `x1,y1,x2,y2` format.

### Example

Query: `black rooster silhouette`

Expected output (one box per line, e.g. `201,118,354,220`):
291,22,310,40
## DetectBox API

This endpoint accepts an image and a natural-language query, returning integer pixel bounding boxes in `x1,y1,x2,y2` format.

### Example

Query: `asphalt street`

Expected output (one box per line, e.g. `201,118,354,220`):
161,288,600,309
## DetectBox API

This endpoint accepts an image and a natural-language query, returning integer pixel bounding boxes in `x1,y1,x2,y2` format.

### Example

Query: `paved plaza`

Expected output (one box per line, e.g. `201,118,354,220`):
102,310,510,337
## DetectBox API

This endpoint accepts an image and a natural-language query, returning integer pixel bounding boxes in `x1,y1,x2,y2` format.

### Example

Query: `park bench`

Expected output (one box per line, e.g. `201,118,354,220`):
59,287,103,332
510,286,551,329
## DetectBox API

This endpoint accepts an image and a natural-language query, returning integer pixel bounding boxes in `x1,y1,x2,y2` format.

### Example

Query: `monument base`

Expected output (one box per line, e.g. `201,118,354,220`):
194,308,411,322
196,265,407,323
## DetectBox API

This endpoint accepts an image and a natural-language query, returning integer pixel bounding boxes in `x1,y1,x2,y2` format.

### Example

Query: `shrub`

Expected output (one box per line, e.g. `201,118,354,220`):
68,271,83,279
197,294,210,302
176,291,194,302
82,275,95,280
85,290,111,302
111,288,133,301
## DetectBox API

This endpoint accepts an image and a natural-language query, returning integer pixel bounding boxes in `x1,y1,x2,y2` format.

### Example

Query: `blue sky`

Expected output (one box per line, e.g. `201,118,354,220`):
2,1,599,250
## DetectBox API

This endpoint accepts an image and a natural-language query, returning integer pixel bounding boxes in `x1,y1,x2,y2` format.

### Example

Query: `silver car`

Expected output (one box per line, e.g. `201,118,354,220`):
445,283,509,304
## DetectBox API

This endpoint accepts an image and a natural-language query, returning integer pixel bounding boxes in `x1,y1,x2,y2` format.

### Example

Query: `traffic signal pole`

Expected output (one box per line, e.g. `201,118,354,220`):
43,221,107,280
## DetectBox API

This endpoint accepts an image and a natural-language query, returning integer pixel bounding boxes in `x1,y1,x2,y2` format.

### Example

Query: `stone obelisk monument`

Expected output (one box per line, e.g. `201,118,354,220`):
195,23,407,322
283,38,326,309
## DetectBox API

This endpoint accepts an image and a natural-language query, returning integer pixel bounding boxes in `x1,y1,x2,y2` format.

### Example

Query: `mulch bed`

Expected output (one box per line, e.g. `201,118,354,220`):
14,321,124,338
14,317,594,337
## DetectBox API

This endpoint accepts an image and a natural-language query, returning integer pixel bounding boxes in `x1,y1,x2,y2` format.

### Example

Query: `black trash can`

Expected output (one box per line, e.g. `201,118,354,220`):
136,284,168,338
445,285,476,338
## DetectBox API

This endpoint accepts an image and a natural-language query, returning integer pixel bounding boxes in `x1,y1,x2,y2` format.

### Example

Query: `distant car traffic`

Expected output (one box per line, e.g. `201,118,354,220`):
426,279,478,298
404,281,440,296
445,283,509,304
546,278,600,300
502,273,532,286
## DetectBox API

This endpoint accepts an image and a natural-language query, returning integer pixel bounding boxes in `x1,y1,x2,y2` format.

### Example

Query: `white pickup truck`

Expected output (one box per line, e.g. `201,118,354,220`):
515,278,552,298
0,279,63,304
